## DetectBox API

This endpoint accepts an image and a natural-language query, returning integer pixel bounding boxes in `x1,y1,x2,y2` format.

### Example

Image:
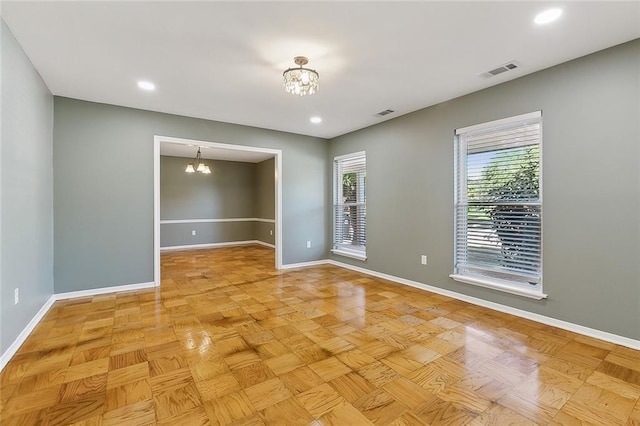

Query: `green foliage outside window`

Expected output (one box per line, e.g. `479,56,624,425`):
471,146,540,275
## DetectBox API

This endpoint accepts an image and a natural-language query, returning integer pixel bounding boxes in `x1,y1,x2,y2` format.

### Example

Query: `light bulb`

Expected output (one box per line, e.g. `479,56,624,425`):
185,163,195,173
534,8,562,25
137,80,155,91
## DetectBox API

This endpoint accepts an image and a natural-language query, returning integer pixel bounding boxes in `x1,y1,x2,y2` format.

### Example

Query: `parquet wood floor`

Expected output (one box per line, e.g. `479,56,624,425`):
1,245,639,425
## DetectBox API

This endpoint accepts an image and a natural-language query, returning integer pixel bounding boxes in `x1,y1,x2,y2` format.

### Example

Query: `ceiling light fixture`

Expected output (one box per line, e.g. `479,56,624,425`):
310,116,322,124
137,80,155,91
534,8,563,25
283,56,319,96
185,147,211,174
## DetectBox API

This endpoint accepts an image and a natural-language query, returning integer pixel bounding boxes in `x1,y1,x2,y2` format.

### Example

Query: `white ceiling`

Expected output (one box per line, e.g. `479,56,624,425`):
160,142,274,163
2,1,639,140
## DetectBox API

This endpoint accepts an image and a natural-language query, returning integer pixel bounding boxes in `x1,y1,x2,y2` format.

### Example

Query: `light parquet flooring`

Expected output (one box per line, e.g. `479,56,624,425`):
1,245,639,425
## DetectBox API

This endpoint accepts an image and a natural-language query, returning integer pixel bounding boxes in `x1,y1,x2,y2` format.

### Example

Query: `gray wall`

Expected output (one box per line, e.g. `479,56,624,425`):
256,157,275,219
1,20,54,353
255,157,276,245
161,222,255,247
328,39,640,340
54,97,327,292
161,155,256,220
254,222,275,246
160,155,275,247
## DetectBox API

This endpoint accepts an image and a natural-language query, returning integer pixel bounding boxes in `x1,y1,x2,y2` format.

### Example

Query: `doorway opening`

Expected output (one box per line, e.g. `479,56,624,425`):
153,135,283,286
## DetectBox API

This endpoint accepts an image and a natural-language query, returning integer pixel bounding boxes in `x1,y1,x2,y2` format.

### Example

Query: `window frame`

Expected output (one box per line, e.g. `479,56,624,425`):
332,151,367,261
450,111,546,300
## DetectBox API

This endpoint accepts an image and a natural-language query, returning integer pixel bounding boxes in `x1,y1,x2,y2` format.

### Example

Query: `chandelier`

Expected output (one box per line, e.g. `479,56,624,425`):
185,147,211,174
283,56,319,96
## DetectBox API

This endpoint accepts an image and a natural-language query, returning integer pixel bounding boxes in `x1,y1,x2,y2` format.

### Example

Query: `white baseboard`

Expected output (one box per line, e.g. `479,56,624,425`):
0,280,156,372
160,240,273,252
0,295,56,371
280,259,330,270
327,260,640,350
3,257,638,374
54,281,157,300
254,240,276,249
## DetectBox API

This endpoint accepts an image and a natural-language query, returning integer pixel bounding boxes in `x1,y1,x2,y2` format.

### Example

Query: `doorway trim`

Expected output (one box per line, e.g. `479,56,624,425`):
153,135,283,286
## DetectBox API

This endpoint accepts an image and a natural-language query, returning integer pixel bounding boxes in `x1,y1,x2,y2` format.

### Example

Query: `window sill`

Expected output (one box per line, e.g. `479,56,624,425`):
332,249,367,261
449,274,547,300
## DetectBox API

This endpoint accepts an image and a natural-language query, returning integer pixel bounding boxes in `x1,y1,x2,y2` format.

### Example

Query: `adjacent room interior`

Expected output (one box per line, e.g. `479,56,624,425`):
156,139,281,270
1,2,639,424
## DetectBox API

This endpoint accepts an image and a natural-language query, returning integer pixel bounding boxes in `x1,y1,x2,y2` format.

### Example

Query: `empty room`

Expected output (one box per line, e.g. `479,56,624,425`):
1,2,639,425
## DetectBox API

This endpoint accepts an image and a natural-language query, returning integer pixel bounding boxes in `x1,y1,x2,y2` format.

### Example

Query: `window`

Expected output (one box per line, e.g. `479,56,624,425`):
333,152,366,260
451,112,545,299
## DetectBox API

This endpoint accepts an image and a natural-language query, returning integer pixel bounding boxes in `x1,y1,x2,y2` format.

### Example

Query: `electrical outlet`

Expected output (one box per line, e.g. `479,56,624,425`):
306,240,311,249
191,230,196,236
421,255,428,265
270,229,273,236
14,288,19,305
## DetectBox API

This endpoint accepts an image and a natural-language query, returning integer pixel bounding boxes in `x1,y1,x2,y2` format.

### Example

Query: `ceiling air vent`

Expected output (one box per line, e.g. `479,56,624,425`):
376,109,395,117
481,61,519,78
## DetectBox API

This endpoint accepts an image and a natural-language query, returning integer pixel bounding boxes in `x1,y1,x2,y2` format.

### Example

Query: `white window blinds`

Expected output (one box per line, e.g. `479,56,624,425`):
454,112,542,290
333,152,366,258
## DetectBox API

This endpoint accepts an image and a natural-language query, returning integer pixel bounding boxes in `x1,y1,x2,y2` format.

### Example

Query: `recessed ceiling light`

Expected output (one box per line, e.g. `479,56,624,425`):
137,80,155,91
310,116,322,124
534,8,563,25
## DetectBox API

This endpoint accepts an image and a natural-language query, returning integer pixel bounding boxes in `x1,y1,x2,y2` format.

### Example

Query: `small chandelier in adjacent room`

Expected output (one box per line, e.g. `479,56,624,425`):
283,56,319,96
185,147,211,174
